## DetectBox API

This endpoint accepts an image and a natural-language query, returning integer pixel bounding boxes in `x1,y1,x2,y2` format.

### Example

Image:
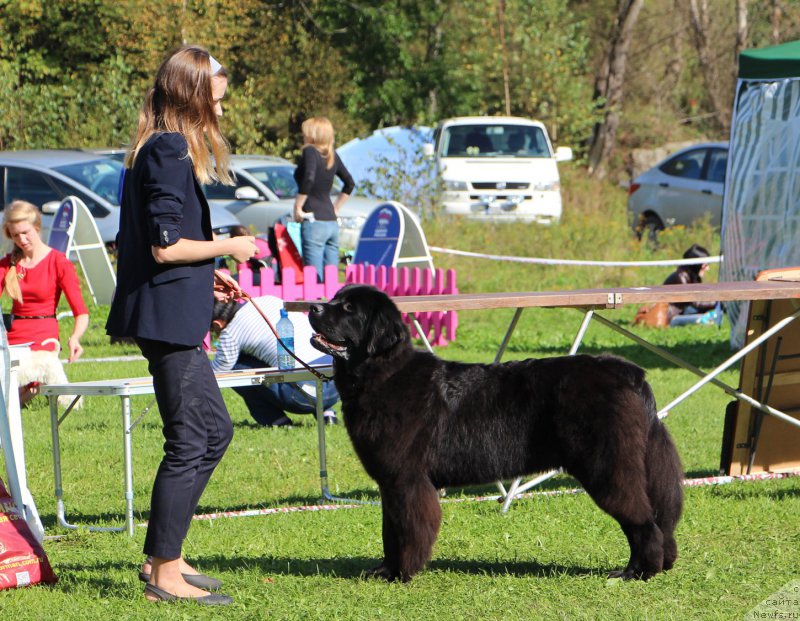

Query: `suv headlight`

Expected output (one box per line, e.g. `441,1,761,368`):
532,180,560,192
444,179,468,191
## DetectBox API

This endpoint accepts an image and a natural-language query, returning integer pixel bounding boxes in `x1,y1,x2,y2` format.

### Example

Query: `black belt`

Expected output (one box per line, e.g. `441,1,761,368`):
12,314,56,320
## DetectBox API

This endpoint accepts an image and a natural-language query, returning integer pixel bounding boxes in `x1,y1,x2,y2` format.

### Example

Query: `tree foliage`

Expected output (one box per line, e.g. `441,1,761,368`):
3,0,800,174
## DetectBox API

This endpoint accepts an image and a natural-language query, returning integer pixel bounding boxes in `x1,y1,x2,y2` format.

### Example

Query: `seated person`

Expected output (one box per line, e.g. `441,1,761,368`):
663,244,718,321
210,295,339,427
507,132,526,154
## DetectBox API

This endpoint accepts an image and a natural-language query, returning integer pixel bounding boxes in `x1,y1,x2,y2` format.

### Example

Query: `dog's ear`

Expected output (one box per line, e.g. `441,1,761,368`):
365,306,408,356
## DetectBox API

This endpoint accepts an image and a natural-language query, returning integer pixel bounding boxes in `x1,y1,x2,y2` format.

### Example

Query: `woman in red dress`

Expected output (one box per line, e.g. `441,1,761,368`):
0,200,89,403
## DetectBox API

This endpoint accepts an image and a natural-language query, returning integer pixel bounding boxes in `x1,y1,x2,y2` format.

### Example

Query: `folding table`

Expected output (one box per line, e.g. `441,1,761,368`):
41,364,333,536
288,277,800,508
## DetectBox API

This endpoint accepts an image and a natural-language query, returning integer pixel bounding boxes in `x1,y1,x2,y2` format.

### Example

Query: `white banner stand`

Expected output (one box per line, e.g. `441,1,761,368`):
0,322,44,542
48,196,116,306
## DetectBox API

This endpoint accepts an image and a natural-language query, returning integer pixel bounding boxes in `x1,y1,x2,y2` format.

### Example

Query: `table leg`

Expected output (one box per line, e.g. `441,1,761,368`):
494,307,524,363
50,394,125,532
122,395,134,536
315,378,331,501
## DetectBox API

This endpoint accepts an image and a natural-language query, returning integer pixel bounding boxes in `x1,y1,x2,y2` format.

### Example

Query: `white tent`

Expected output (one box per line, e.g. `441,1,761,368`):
721,40,800,348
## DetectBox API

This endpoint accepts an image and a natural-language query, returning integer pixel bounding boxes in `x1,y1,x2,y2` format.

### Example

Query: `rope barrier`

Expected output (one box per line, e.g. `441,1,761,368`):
130,469,799,527
429,246,722,268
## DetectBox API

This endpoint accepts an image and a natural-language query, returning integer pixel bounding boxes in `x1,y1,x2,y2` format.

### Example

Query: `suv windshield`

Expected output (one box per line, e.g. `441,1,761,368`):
441,124,551,158
54,158,124,205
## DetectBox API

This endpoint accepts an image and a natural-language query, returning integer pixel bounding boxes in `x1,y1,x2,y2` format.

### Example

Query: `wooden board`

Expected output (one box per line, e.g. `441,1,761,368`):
726,267,800,475
286,279,800,313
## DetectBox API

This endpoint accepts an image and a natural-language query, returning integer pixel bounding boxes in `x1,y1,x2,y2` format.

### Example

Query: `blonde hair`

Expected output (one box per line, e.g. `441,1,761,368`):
125,45,232,185
2,200,42,303
301,117,335,169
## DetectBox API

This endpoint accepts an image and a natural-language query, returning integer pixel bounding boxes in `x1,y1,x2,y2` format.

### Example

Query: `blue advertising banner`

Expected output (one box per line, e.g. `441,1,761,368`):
352,203,403,267
47,198,76,254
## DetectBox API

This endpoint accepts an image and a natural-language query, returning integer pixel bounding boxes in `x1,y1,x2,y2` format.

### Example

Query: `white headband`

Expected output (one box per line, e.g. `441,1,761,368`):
209,55,223,76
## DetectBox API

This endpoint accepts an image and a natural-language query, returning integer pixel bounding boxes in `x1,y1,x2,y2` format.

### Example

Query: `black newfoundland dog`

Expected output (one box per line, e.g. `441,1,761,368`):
309,285,683,582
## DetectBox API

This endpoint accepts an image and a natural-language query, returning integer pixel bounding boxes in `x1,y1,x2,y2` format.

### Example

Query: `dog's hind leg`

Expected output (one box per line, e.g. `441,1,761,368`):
645,422,684,571
579,466,665,580
369,477,441,582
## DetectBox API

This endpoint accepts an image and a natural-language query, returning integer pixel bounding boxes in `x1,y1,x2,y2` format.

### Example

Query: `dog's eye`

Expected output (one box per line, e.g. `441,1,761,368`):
343,302,354,313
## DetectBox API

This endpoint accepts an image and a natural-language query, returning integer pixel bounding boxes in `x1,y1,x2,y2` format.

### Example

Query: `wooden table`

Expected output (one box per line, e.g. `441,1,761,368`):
288,278,800,508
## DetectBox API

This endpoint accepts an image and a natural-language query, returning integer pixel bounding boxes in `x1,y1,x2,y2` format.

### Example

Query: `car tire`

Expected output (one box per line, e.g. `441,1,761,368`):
636,214,664,246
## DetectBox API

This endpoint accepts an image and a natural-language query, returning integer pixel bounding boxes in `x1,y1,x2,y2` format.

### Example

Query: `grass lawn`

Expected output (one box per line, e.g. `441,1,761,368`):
1,199,798,619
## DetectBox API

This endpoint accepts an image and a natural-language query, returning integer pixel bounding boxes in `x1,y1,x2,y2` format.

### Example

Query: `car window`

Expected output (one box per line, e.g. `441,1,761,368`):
246,165,298,199
441,125,550,158
204,180,239,200
5,167,62,208
53,159,123,205
49,178,110,218
706,149,728,183
660,149,706,180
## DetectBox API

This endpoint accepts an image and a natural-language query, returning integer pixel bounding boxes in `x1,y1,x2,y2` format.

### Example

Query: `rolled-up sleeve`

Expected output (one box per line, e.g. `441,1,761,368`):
297,146,318,195
141,134,193,247
335,154,355,195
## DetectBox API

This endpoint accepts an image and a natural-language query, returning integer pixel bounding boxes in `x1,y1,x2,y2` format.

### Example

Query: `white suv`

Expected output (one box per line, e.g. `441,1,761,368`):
425,116,572,224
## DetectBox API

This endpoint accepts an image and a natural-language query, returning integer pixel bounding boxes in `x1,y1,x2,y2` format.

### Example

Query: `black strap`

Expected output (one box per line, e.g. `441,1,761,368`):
12,314,56,320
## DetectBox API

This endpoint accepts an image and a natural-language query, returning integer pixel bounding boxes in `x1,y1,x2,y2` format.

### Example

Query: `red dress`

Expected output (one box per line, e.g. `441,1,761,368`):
0,250,89,351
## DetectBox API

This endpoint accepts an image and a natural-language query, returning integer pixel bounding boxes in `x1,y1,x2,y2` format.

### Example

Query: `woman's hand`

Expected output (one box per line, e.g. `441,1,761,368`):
214,270,245,302
228,236,258,264
67,336,84,363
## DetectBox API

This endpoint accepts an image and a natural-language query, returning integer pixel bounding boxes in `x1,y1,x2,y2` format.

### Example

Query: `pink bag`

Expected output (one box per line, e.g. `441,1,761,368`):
0,478,57,590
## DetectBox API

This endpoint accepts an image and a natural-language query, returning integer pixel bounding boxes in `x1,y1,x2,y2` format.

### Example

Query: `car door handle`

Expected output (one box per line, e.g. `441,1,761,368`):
659,182,669,187
701,189,713,194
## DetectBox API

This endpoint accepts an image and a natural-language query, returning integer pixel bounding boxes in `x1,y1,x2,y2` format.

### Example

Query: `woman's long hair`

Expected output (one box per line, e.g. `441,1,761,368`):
301,117,335,169
2,200,42,303
125,45,232,185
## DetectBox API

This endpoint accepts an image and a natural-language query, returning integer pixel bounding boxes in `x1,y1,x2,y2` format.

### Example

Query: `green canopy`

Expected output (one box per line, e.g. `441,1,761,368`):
739,39,800,80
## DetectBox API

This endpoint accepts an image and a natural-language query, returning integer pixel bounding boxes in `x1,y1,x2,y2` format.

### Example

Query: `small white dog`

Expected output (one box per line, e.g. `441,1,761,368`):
15,338,81,409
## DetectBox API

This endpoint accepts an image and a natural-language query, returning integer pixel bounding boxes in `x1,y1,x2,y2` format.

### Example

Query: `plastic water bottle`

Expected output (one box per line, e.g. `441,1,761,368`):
276,308,295,370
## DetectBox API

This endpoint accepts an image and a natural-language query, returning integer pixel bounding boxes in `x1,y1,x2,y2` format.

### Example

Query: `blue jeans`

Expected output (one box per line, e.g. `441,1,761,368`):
301,219,339,282
232,354,339,426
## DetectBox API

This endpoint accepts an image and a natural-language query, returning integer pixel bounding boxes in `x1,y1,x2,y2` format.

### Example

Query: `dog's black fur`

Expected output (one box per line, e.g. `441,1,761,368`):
309,285,684,582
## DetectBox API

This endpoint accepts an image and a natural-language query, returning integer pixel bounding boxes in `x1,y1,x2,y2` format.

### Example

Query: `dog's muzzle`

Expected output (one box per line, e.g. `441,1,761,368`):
311,334,349,360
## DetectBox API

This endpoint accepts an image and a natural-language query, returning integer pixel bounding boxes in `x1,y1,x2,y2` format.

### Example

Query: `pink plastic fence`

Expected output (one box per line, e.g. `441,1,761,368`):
344,264,459,346
227,260,459,346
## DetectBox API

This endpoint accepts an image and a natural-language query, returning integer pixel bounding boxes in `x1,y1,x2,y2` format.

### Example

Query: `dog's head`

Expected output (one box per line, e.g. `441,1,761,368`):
308,285,410,361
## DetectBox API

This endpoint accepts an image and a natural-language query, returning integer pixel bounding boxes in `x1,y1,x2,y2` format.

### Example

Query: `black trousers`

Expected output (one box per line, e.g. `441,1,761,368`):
136,338,233,559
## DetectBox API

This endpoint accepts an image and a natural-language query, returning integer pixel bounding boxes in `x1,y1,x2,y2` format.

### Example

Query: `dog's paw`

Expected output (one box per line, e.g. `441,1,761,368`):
363,564,398,582
607,568,655,581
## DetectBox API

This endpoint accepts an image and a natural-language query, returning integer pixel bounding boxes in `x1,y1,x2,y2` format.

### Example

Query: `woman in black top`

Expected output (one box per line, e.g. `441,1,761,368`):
293,117,355,281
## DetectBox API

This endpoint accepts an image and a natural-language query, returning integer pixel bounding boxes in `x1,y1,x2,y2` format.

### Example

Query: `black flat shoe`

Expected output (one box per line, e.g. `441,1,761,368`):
144,583,233,605
139,570,222,591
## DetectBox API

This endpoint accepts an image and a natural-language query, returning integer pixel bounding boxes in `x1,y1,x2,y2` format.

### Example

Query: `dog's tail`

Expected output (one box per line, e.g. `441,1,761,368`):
642,382,684,569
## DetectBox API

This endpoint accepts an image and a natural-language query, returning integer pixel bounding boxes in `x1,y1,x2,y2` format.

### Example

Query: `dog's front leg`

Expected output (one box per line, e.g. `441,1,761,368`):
378,478,442,582
363,486,403,581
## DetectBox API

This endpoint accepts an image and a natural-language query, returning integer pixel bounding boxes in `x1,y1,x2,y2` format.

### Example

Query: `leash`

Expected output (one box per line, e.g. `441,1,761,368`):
240,292,333,381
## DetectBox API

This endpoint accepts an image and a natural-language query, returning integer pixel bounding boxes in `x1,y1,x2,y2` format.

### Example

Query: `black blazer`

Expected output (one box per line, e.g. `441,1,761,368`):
106,132,215,346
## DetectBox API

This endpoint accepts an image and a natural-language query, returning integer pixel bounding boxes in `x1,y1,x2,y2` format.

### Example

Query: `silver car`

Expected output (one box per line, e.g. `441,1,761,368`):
0,150,124,244
627,142,728,240
1,150,243,246
82,147,244,241
205,154,381,249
